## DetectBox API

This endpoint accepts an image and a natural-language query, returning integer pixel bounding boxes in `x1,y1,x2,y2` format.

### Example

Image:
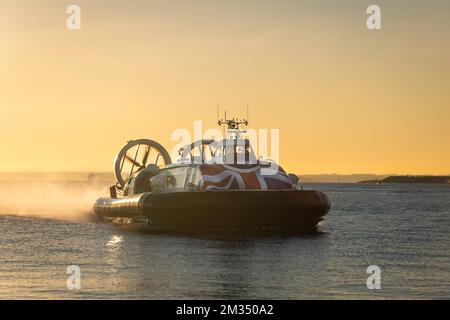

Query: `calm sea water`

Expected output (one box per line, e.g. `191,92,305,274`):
0,183,449,299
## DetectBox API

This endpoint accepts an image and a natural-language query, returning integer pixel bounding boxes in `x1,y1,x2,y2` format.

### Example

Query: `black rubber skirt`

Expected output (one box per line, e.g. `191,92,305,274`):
94,190,330,231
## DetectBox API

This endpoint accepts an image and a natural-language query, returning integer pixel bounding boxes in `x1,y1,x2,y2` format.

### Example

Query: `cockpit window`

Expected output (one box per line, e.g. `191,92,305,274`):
148,166,189,192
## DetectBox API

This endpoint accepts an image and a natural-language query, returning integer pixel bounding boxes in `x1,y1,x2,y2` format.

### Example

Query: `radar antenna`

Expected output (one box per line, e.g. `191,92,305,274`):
218,109,249,139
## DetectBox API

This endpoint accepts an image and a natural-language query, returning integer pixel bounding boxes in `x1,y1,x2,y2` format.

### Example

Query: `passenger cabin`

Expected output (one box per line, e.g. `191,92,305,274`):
122,138,295,196
112,116,299,198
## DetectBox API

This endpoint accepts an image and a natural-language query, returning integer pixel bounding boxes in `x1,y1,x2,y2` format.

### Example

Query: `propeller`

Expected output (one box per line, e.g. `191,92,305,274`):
125,154,142,168
128,144,141,177
114,139,172,188
142,146,151,167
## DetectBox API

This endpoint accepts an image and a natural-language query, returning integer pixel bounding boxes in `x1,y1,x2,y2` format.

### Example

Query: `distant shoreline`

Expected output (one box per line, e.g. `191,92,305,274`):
1,172,450,184
359,176,450,184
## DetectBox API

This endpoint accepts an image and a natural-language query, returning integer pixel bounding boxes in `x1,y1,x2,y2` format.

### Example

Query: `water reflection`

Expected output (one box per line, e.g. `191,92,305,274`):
106,235,123,247
108,228,331,299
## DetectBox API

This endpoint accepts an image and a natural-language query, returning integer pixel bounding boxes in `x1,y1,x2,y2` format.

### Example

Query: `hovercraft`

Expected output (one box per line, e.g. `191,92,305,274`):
94,116,330,233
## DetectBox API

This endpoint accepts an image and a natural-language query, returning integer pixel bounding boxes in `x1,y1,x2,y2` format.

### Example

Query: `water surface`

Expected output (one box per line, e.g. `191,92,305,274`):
0,183,449,299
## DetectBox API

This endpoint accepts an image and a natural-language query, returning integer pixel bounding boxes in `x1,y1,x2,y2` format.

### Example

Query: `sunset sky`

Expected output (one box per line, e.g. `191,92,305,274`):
1,0,449,174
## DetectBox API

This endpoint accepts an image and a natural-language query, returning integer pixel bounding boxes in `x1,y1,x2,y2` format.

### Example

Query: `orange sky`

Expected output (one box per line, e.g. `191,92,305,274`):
1,0,449,174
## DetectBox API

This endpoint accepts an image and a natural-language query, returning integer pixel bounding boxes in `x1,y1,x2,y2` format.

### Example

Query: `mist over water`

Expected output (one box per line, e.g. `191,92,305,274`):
0,180,108,222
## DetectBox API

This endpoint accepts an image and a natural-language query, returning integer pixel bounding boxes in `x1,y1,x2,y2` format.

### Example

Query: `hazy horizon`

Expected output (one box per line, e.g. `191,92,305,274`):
1,171,448,185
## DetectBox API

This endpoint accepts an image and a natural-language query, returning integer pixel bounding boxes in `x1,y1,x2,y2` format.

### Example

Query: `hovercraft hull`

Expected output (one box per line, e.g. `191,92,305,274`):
94,190,330,232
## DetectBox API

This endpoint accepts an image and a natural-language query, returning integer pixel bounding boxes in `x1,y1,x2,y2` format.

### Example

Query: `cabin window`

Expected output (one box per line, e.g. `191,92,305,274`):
171,167,189,189
185,166,201,191
148,166,189,192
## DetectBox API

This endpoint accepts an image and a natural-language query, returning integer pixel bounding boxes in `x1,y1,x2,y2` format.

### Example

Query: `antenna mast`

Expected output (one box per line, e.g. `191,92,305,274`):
246,105,249,124
218,107,249,139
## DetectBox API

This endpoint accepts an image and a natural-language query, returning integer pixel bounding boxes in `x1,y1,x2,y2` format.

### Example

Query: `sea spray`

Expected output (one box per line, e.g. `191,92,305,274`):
0,178,109,223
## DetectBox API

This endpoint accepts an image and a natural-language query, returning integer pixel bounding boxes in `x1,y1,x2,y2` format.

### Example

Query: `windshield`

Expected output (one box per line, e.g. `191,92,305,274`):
148,166,189,192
